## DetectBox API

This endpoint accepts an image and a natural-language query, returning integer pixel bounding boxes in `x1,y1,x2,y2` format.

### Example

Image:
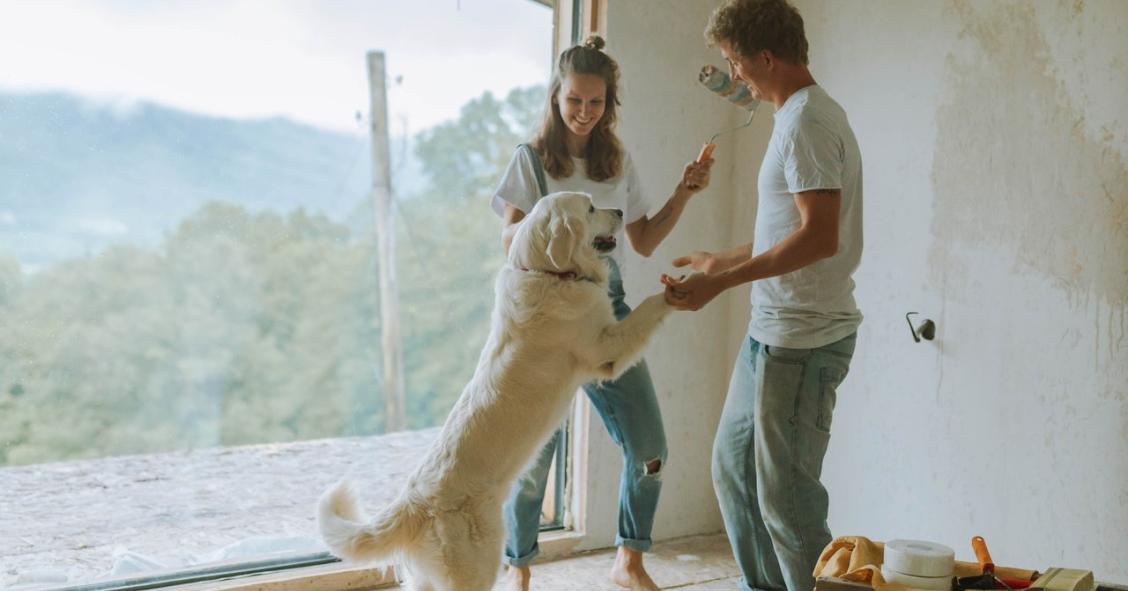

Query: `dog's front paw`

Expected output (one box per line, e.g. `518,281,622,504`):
642,293,674,314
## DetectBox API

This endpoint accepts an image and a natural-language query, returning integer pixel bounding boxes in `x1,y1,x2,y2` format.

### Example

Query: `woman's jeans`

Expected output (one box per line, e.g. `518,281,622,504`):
713,332,857,591
503,258,667,566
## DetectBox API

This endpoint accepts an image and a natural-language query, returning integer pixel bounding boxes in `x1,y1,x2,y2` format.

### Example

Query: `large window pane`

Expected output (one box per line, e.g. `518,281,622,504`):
0,1,554,587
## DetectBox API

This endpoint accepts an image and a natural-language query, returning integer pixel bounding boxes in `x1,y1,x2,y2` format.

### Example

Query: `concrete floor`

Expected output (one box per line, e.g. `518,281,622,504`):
1,431,437,588
2,433,741,591
489,533,741,590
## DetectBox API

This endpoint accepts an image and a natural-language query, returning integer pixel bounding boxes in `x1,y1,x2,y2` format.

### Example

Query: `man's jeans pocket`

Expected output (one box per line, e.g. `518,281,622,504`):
762,343,812,363
816,366,846,433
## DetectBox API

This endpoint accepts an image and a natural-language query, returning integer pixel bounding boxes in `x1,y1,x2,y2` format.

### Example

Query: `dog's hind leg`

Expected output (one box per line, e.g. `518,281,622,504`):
431,509,504,591
402,576,435,591
401,556,439,591
436,550,501,591
592,293,671,379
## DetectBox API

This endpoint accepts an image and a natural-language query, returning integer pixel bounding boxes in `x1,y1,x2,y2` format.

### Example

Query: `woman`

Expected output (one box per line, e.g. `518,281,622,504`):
491,35,713,591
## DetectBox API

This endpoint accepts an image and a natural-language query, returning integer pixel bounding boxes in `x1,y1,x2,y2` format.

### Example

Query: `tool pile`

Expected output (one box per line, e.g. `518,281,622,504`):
814,536,1098,591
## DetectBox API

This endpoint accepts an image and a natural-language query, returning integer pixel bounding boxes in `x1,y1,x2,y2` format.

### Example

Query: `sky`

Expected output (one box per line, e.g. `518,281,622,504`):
0,0,554,134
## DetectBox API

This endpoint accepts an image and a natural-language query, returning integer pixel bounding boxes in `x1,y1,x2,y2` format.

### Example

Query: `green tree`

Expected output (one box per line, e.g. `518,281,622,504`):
414,85,544,202
395,84,543,428
0,83,545,466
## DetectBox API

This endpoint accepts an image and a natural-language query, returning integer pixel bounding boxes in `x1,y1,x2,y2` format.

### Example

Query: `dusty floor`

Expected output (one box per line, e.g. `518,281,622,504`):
486,534,741,590
1,431,743,590
0,430,437,588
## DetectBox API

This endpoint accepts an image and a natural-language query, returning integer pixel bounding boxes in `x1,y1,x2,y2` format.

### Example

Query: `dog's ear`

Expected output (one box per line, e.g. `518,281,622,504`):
545,213,581,271
508,207,553,271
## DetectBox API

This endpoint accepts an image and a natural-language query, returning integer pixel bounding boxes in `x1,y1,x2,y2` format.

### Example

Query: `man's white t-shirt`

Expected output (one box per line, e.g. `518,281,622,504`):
751,85,864,349
491,148,646,274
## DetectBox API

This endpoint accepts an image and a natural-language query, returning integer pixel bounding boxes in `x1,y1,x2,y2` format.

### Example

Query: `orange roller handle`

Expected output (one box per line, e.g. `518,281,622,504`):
697,142,716,164
972,536,995,573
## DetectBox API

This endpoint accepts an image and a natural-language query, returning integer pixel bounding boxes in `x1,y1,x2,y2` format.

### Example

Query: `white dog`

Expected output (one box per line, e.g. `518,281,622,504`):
318,192,673,591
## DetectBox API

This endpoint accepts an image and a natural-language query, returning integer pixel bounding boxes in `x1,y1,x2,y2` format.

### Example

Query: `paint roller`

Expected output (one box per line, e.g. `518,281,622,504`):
696,65,760,163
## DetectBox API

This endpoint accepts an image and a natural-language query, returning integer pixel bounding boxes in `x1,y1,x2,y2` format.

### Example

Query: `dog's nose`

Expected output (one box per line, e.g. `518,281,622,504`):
612,209,623,218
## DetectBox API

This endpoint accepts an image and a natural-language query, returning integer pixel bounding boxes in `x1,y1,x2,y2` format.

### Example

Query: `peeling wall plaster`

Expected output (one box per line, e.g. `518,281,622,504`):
932,0,1128,312
779,0,1127,581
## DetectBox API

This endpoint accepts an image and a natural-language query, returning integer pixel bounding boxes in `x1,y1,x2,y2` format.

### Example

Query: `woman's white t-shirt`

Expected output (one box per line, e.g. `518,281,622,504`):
491,148,646,273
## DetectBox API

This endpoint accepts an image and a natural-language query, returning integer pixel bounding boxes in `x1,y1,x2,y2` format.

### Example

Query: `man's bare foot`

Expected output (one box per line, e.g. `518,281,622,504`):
502,565,531,591
610,546,662,591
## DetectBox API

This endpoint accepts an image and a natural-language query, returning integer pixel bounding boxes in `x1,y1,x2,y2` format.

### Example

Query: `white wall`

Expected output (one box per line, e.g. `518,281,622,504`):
780,0,1126,582
584,2,1127,583
575,0,747,550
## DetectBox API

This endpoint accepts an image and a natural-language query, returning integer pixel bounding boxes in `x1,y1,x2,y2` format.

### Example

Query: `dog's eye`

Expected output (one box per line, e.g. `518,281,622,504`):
588,205,595,213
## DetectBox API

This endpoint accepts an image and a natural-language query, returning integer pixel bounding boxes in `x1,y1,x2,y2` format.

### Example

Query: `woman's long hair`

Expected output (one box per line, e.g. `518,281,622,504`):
531,35,623,182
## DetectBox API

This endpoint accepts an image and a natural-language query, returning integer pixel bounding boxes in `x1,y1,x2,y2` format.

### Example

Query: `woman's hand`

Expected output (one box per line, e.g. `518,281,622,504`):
672,251,722,274
680,158,714,193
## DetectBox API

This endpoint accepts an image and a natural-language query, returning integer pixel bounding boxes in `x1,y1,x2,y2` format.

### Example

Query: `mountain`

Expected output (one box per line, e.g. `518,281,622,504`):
0,91,421,271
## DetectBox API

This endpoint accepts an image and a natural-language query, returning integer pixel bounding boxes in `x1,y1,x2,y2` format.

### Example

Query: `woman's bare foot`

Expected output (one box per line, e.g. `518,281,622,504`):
502,565,531,591
610,546,662,591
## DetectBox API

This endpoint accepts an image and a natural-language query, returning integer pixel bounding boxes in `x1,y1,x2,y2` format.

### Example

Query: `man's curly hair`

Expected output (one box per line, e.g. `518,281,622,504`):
704,0,809,66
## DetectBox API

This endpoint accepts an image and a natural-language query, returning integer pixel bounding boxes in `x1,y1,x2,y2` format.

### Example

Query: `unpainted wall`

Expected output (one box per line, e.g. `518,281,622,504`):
784,0,1128,580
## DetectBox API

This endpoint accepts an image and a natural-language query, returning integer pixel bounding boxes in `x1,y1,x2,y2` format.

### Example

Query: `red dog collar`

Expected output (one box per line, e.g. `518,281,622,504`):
519,267,581,281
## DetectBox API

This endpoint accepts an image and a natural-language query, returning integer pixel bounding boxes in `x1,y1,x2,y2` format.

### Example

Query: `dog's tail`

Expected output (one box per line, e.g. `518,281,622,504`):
317,480,422,562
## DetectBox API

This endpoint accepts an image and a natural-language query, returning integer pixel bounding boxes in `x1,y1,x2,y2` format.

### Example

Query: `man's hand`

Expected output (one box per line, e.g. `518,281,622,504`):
681,158,714,193
672,251,721,274
660,272,726,311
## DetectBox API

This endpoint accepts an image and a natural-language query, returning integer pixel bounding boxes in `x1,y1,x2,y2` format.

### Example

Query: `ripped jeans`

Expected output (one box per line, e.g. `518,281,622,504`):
503,258,668,566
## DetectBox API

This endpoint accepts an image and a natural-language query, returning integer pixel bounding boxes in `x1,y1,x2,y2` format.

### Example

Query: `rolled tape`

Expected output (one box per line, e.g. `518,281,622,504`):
884,539,956,578
881,565,953,591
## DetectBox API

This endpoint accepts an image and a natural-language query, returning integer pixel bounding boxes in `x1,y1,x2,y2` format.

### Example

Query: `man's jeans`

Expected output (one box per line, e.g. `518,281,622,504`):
713,332,856,591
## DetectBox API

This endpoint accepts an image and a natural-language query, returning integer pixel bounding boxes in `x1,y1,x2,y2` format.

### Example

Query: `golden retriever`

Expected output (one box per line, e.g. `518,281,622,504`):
318,192,672,591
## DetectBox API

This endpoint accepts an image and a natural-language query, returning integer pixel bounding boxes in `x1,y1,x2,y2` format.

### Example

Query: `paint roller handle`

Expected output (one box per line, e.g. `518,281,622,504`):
696,142,716,164
971,536,995,574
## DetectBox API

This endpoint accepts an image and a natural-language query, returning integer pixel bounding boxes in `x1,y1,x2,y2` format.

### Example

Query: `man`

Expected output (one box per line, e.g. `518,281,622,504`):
662,1,863,590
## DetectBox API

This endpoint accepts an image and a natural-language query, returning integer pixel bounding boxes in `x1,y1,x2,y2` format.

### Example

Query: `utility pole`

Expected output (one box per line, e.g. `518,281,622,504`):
367,51,405,432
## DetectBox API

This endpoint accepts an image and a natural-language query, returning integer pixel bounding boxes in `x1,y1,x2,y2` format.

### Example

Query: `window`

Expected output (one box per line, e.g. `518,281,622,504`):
0,1,560,588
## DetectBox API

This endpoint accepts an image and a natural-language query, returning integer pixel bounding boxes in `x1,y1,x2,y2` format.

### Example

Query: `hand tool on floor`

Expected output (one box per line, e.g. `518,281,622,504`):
1027,568,1095,591
956,536,1035,591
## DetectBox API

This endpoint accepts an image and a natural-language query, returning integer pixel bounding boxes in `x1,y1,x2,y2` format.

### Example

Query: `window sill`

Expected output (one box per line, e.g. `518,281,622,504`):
2,430,436,589
1,427,584,590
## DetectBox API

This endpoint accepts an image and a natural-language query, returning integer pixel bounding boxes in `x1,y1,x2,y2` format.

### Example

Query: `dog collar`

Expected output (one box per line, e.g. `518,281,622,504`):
519,267,583,282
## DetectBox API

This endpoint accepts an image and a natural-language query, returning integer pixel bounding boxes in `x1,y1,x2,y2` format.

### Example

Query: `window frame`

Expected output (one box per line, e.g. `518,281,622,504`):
4,1,591,591
26,2,595,588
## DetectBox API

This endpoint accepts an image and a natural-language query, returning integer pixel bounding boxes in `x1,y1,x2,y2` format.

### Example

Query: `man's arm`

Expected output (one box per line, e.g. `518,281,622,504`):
663,189,840,310
672,242,754,275
721,189,839,285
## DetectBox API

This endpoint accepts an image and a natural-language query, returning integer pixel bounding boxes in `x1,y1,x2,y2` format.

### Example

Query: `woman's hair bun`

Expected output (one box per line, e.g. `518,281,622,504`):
583,35,605,51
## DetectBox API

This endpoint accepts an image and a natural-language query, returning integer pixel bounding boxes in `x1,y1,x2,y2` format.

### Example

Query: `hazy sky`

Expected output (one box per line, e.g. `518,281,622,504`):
0,0,554,134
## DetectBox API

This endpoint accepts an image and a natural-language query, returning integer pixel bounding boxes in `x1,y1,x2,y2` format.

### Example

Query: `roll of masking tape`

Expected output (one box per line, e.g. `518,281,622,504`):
884,539,955,578
881,565,953,591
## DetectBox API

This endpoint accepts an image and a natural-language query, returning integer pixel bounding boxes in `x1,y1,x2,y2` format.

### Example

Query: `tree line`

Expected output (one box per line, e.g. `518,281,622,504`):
0,85,544,466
